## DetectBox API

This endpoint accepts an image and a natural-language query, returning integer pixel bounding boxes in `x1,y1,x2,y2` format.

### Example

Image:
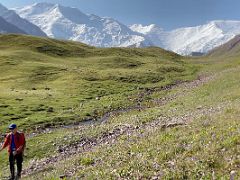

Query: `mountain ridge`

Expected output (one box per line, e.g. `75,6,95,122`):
9,2,240,55
0,16,27,34
208,34,240,57
130,20,240,55
0,3,47,37
13,2,153,48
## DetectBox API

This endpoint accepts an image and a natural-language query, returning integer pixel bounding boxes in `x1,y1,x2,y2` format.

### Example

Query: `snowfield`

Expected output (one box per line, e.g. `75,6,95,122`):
13,3,152,48
130,21,240,55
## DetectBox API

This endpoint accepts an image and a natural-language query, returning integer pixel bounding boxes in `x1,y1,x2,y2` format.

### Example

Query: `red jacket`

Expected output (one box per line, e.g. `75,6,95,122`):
2,131,26,155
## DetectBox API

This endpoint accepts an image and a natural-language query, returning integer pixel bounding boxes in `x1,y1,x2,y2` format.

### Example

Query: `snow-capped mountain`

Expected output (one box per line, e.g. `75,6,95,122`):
11,2,240,55
0,16,27,34
0,3,47,37
130,21,240,55
130,24,167,48
13,3,152,47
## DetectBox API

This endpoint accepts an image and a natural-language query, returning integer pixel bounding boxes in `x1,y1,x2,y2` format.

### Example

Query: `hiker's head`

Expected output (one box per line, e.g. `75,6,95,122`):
9,124,17,134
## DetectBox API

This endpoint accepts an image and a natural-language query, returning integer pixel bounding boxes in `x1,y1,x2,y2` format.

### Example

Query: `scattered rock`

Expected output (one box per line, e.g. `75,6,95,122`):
59,174,67,179
230,170,236,180
47,107,54,112
11,116,22,120
0,104,9,108
57,146,64,153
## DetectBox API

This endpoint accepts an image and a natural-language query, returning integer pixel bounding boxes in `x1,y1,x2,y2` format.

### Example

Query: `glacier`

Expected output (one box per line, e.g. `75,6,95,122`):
130,21,240,55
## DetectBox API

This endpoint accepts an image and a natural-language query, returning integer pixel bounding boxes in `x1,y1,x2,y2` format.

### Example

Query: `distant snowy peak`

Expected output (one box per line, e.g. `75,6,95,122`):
130,24,167,48
168,20,240,55
14,3,61,17
130,21,240,55
12,2,240,55
130,24,163,35
14,3,88,22
208,20,240,35
14,3,152,48
0,3,47,37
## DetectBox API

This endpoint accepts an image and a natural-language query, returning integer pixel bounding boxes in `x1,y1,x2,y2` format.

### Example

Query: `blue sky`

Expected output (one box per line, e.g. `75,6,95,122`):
1,0,240,30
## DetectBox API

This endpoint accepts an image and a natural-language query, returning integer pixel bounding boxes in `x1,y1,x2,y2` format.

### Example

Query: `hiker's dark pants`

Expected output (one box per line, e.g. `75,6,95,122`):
9,153,23,178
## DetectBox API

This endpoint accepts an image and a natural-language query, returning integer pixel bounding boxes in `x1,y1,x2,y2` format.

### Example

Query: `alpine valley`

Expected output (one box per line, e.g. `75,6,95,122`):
0,1,240,180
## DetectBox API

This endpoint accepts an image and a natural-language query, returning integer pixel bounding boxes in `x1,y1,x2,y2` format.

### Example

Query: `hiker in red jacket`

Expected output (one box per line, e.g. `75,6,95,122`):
0,124,26,180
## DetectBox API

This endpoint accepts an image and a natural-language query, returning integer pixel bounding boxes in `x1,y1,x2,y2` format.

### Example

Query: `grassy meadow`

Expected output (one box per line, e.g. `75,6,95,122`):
0,34,239,179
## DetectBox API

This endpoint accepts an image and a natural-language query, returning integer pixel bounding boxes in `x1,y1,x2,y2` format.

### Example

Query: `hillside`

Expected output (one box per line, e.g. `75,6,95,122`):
0,34,178,59
0,17,27,34
0,34,191,131
208,35,240,57
0,34,239,179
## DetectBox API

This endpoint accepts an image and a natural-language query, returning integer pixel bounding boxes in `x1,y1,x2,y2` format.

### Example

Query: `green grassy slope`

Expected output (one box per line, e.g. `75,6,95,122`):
24,54,240,180
0,34,239,179
0,34,196,132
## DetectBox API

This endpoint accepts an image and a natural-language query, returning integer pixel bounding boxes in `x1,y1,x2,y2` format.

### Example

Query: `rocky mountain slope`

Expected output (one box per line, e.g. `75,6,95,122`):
0,16,26,34
0,3,47,37
208,34,240,56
